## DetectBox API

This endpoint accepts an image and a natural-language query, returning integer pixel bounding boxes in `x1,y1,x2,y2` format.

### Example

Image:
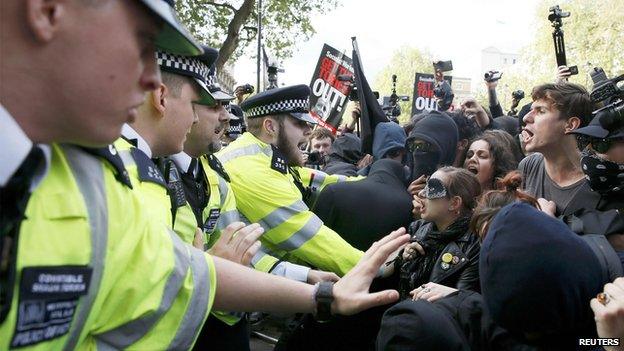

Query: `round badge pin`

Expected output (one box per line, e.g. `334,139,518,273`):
442,253,453,264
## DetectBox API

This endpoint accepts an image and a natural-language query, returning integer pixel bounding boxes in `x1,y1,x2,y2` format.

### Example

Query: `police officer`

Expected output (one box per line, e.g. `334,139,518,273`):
1,0,410,349
217,85,366,276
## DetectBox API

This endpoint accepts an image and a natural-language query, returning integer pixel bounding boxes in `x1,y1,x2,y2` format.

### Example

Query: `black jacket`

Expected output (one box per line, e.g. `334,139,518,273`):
313,159,413,251
399,219,480,296
323,133,363,177
377,291,535,351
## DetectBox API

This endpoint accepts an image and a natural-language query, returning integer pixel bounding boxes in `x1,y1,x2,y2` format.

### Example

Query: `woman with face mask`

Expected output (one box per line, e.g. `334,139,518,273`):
398,167,482,299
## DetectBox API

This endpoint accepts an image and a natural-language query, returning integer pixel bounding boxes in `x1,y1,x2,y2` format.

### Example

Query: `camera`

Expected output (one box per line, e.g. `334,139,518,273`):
548,5,578,76
238,84,254,95
548,5,570,22
433,60,453,72
305,151,325,166
433,81,454,111
512,90,525,101
484,71,503,83
382,74,410,120
589,67,624,131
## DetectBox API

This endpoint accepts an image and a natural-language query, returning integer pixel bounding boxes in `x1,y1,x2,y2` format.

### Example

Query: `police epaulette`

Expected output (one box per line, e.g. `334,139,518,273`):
80,145,133,188
130,148,167,187
270,145,288,175
206,154,230,182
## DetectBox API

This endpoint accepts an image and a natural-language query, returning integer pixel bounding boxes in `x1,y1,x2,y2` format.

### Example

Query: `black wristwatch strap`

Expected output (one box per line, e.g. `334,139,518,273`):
314,281,334,322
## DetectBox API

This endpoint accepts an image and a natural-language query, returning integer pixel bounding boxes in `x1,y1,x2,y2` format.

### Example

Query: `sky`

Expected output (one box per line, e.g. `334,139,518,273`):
231,0,543,92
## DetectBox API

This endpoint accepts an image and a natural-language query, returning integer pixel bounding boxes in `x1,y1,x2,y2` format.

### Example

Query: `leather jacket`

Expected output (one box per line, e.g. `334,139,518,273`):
399,219,481,296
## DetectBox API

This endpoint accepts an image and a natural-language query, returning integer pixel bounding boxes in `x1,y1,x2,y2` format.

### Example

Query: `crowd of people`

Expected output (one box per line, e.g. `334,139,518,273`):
1,1,624,350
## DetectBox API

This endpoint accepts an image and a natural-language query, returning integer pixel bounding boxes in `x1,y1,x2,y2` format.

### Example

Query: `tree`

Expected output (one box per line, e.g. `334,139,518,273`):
373,46,434,124
175,0,340,71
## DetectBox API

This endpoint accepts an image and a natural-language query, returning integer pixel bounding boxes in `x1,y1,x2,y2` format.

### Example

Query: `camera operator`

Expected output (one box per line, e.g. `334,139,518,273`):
303,127,334,170
484,71,504,118
234,83,254,105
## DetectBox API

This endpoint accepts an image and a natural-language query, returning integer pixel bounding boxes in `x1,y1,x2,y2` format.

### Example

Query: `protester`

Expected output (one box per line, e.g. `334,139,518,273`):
470,171,540,240
480,202,606,349
314,140,412,250
519,83,595,217
309,127,335,158
446,110,481,167
406,110,459,197
462,130,521,192
323,133,365,176
399,167,482,298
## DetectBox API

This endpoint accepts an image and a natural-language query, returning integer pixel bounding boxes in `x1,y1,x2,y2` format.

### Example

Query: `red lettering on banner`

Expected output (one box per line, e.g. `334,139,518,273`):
318,57,334,81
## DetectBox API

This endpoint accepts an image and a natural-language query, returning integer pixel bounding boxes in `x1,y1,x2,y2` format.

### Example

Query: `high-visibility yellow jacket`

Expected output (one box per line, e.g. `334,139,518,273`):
0,144,216,350
216,132,364,276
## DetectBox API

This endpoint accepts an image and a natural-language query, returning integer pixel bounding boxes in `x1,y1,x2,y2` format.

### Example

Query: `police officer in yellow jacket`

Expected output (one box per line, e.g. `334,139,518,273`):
0,0,219,349
1,1,412,350
217,85,366,276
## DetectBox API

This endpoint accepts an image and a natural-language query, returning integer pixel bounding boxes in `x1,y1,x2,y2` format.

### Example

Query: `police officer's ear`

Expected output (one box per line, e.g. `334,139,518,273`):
263,117,278,136
150,83,169,116
26,0,66,42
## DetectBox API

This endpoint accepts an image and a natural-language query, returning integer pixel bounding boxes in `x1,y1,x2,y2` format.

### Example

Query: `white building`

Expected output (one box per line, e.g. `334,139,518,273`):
481,46,520,74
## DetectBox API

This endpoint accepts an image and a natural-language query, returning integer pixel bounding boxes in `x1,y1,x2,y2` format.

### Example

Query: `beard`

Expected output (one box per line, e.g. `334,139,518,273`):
276,127,304,167
207,140,222,154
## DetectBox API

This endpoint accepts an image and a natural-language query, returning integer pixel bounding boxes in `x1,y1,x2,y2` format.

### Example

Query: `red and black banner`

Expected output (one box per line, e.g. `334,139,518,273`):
309,44,355,133
411,73,453,115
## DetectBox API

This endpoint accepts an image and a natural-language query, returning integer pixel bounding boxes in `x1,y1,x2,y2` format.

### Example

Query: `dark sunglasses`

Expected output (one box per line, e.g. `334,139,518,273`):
407,140,433,153
592,137,624,154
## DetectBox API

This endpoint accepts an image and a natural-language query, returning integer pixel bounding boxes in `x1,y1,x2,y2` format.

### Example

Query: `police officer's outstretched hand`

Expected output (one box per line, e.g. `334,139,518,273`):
207,222,264,267
331,228,410,315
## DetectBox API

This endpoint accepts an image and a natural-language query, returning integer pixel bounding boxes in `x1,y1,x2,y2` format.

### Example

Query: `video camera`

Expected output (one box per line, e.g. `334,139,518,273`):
267,63,285,90
238,84,254,95
484,70,503,83
304,151,325,166
382,74,410,121
433,60,453,72
548,5,578,76
589,67,624,132
512,90,525,101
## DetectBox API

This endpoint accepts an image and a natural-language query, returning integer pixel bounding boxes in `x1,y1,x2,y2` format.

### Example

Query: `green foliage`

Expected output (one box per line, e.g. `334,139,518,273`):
373,46,434,124
478,0,624,111
175,0,340,65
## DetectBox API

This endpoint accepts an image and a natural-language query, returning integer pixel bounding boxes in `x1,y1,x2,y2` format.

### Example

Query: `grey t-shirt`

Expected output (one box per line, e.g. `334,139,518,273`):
518,153,594,216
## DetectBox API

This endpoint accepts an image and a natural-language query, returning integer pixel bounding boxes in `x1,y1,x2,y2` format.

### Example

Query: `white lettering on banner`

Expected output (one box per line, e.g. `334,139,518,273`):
311,78,347,113
415,97,438,111
324,51,353,72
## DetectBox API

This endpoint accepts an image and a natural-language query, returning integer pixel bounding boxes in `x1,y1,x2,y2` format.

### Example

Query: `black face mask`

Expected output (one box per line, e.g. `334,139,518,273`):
410,151,440,180
580,149,624,195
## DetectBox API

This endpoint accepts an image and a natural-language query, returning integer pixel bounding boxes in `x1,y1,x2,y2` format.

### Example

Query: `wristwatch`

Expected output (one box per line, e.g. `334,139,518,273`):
314,281,334,322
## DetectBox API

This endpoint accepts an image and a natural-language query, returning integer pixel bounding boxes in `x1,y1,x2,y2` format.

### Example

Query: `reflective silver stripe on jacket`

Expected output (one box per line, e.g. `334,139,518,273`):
274,215,324,251
255,200,309,233
218,144,272,164
118,149,135,168
94,229,191,350
216,210,240,231
168,247,211,350
62,146,109,351
309,170,326,190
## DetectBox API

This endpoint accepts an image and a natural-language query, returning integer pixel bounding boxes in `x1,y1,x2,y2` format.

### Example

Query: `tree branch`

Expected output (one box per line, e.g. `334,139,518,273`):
217,0,255,71
206,1,237,13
